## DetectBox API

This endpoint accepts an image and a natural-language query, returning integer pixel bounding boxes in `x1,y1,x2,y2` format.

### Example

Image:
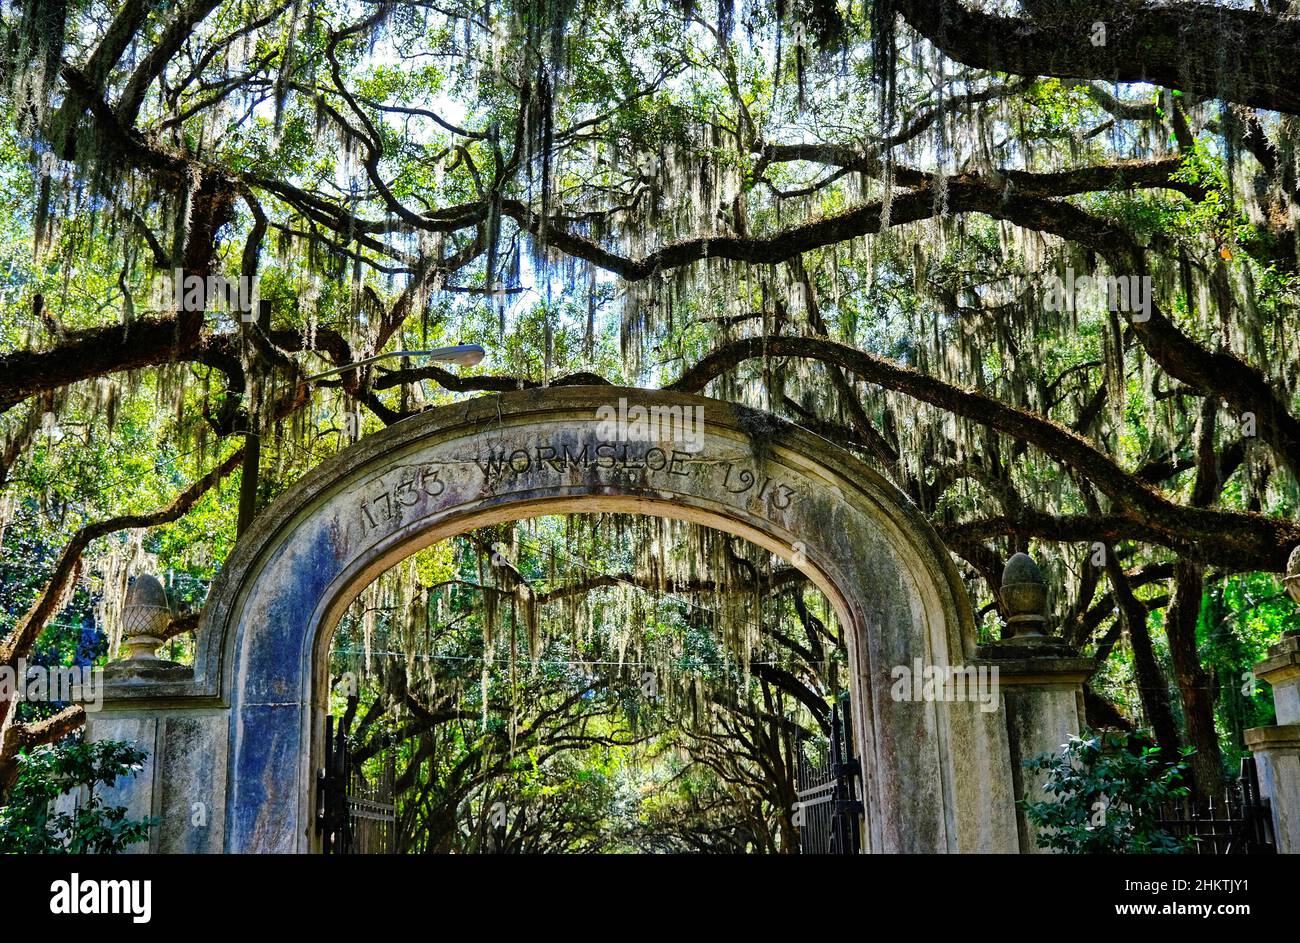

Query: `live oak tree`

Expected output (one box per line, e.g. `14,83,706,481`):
2,0,1300,808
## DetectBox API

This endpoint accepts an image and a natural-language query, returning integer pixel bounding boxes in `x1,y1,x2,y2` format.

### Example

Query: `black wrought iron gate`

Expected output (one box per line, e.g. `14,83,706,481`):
1152,756,1276,854
317,699,397,854
796,697,864,854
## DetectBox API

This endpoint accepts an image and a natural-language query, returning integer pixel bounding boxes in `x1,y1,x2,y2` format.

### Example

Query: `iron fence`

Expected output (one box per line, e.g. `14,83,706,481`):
318,701,397,854
795,696,863,854
1152,757,1275,854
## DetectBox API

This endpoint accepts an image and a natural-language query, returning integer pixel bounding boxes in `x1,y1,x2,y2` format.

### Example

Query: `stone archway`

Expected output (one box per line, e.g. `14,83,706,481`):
92,387,1022,853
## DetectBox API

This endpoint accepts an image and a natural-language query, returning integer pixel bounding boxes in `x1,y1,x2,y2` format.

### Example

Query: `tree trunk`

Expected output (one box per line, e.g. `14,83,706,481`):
1165,560,1224,797
1104,550,1182,762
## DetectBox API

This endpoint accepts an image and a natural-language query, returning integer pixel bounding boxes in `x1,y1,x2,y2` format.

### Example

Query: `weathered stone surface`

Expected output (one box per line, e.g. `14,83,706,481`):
157,714,227,853
1245,725,1300,854
982,640,1094,854
83,713,158,852
1253,634,1300,726
102,659,193,684
1245,633,1300,853
1001,552,1048,638
92,387,1023,852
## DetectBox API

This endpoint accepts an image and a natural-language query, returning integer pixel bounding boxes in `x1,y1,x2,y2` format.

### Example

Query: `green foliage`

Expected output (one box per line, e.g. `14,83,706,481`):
1020,729,1191,854
328,514,842,852
0,738,154,854
4,0,1300,853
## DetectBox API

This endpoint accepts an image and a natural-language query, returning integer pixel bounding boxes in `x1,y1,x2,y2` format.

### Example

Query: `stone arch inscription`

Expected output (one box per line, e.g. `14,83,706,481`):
94,387,1020,853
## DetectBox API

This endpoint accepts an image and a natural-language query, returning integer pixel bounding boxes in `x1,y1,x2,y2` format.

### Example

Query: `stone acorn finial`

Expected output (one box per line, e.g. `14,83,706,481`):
1285,544,1300,608
1002,552,1048,638
118,574,173,662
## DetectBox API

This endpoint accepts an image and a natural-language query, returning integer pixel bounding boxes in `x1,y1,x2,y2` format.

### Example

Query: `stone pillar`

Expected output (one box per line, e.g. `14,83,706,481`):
84,696,230,854
85,575,227,853
1244,641,1300,853
979,553,1094,853
1243,546,1300,853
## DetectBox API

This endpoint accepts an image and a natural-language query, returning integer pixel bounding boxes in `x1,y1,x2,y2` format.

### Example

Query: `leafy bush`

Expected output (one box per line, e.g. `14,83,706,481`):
0,738,153,854
1020,729,1191,854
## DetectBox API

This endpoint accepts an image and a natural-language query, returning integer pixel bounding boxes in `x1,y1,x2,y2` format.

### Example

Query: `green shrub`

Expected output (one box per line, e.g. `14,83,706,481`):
0,738,153,854
1020,728,1191,854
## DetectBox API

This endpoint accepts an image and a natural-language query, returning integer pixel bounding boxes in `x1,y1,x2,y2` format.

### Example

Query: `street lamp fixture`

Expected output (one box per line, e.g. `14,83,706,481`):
302,344,486,382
